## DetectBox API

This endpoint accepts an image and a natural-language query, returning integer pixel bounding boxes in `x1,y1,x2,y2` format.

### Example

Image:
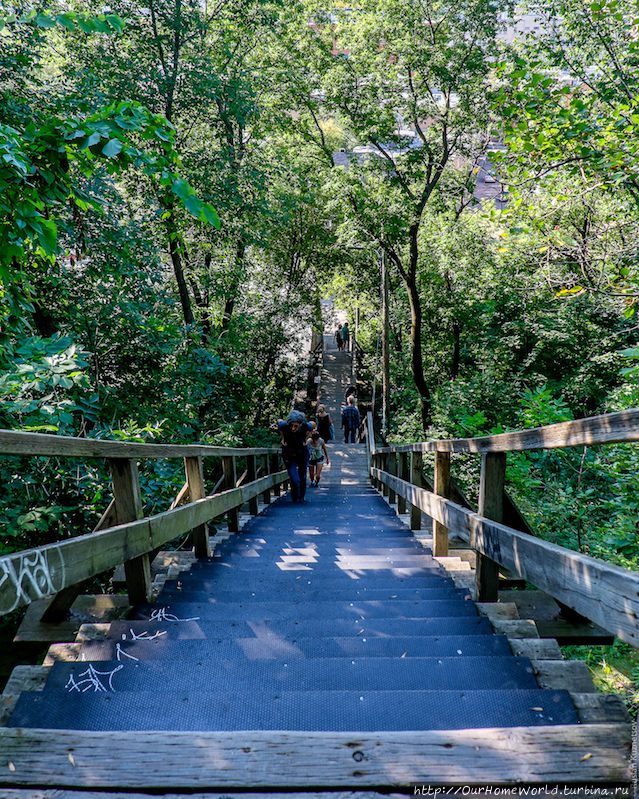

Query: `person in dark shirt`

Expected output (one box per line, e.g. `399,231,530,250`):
341,395,360,444
277,410,312,502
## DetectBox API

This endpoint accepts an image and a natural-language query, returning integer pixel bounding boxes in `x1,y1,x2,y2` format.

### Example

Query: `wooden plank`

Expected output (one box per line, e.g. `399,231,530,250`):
476,453,505,602
184,456,210,558
111,459,150,606
531,659,596,693
409,451,423,531
535,620,615,646
169,482,190,510
507,639,562,660
372,408,639,454
223,456,240,533
432,451,450,557
0,428,279,459
397,452,408,515
261,454,271,504
372,468,639,648
0,725,631,788
0,473,287,617
247,455,259,516
571,693,631,724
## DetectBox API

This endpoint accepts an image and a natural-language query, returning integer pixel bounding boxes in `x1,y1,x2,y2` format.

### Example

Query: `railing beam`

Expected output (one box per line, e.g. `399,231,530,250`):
247,455,259,515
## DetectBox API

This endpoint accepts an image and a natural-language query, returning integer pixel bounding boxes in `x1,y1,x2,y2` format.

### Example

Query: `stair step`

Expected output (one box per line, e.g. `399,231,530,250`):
131,599,478,621
158,583,460,602
107,616,495,640
9,688,578,732
157,586,466,603
79,635,509,662
46,655,537,692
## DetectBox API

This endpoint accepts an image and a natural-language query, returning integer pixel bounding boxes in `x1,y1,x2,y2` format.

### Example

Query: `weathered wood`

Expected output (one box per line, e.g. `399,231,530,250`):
381,453,390,498
0,472,287,616
247,455,259,516
370,407,639,455
386,453,396,505
432,451,451,557
535,620,615,646
531,660,596,693
0,726,631,788
409,451,423,531
261,454,271,504
475,453,505,602
271,454,281,497
110,458,150,606
0,428,279,459
184,456,210,558
570,693,631,724
38,584,84,624
507,638,562,660
374,467,639,646
397,453,408,514
223,456,240,532
169,482,190,510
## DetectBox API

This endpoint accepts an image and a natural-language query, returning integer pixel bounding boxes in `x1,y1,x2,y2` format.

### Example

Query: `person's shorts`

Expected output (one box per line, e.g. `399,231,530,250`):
309,457,325,465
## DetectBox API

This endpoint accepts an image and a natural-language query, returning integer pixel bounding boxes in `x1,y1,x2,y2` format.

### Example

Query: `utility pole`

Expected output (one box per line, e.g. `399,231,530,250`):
381,247,390,436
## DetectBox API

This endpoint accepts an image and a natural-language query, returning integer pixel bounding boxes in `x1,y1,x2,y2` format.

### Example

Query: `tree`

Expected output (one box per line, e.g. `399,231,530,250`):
280,0,513,429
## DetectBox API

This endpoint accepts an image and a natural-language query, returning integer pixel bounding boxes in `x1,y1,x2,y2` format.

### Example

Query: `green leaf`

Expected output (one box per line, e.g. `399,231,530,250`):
101,138,123,158
171,179,190,200
35,13,56,28
201,203,221,228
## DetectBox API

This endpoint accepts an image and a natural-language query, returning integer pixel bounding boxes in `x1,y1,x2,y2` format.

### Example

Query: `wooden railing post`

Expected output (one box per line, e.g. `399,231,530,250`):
184,455,211,558
397,452,408,514
110,458,151,605
410,451,423,530
476,452,506,602
387,452,397,505
247,454,259,516
432,450,451,556
271,453,282,496
261,454,271,504
222,455,240,533
381,453,390,498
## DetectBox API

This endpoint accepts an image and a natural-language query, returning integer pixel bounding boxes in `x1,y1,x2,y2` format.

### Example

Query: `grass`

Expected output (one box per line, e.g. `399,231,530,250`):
563,640,639,720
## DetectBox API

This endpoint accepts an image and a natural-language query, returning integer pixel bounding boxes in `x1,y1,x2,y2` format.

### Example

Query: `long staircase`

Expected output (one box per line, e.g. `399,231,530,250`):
9,442,579,733
0,336,634,792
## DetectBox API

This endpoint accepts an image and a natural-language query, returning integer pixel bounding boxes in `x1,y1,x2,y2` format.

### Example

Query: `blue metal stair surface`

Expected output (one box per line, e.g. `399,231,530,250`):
9,449,580,736
44,655,538,691
106,616,496,640
78,636,517,661
157,586,466,602
9,689,578,732
159,581,462,598
130,599,478,621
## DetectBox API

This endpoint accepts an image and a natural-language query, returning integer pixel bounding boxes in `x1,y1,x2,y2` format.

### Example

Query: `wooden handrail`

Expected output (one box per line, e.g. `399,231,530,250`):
0,469,288,615
372,467,639,648
0,428,279,459
370,408,639,454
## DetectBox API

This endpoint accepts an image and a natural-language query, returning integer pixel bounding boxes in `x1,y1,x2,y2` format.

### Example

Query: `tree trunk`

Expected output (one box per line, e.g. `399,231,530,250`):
165,215,194,327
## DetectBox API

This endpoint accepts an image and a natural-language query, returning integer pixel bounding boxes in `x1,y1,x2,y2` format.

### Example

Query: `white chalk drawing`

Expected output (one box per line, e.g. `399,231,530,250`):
149,608,200,622
116,643,140,662
121,628,167,641
0,547,65,613
65,664,124,693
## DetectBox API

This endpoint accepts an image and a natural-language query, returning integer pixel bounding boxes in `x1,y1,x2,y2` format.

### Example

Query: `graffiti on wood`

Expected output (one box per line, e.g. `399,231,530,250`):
0,547,65,613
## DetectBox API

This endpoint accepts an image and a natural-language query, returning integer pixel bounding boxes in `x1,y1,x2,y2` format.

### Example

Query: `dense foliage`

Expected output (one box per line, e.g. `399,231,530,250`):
1,0,639,582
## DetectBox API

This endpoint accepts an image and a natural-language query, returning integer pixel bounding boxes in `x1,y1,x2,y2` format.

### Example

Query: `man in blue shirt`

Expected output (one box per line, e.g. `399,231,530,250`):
341,395,360,444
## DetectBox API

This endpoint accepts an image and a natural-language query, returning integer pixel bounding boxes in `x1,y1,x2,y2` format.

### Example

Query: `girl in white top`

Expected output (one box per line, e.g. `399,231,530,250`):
307,431,330,487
